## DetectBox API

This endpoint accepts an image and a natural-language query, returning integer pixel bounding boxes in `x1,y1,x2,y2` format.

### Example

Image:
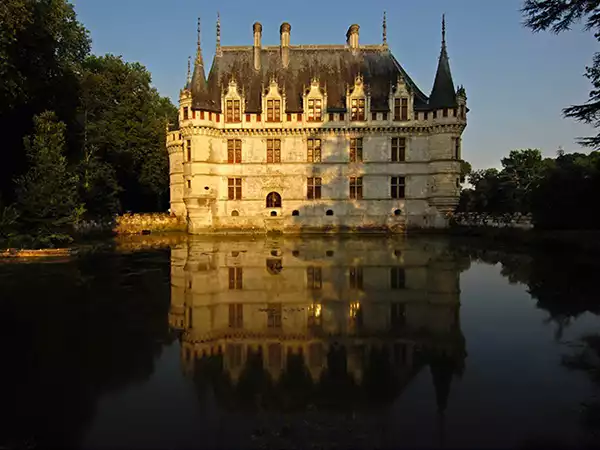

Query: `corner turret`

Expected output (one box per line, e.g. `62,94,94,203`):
429,15,457,110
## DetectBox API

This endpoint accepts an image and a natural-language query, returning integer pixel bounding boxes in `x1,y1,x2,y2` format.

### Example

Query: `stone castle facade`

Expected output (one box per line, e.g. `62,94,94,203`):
166,15,468,234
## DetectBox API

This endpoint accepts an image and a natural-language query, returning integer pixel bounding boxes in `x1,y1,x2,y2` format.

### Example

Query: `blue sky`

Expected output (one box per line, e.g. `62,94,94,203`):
71,0,597,169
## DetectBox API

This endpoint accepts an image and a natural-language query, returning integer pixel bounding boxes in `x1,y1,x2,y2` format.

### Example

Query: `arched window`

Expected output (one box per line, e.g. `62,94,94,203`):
266,192,282,208
394,209,402,216
270,211,277,217
231,210,239,217
292,210,299,216
326,209,334,216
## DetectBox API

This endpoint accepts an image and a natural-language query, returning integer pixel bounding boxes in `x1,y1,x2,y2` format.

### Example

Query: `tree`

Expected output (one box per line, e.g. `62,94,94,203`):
16,111,83,245
0,0,90,202
79,55,177,212
522,0,600,148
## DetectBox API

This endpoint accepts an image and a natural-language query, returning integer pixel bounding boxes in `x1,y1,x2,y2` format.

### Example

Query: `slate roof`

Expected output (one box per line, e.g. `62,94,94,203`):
191,43,457,113
428,42,457,109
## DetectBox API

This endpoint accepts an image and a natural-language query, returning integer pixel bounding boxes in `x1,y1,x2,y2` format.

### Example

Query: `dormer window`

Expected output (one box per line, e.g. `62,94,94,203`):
267,99,281,122
351,98,365,121
308,99,322,121
226,99,241,122
394,98,409,121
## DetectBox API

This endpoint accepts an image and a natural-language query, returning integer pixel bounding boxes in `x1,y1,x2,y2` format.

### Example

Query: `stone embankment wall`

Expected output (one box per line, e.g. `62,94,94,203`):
451,213,534,230
75,213,187,235
114,213,186,235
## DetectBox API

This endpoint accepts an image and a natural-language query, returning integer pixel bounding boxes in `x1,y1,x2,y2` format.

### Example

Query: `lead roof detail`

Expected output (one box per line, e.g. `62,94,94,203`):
191,19,459,113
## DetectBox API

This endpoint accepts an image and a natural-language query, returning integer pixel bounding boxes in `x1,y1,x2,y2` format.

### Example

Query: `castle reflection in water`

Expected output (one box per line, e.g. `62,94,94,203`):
169,237,468,412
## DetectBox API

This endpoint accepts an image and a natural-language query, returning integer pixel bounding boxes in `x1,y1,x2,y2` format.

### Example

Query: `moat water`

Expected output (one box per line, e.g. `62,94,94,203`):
1,235,599,449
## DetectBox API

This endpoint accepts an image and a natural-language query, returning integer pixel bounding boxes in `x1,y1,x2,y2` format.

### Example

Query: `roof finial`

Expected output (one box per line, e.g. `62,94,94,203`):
186,55,191,87
383,11,387,45
442,14,446,49
196,17,202,63
216,12,222,57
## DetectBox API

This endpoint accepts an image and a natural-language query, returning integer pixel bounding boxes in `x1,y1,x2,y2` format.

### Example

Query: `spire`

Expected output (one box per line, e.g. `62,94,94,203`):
216,12,222,57
383,11,387,45
429,13,457,109
191,16,214,111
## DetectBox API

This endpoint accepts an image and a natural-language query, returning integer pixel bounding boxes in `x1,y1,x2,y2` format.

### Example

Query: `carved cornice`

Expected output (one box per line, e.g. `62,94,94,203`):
175,122,466,138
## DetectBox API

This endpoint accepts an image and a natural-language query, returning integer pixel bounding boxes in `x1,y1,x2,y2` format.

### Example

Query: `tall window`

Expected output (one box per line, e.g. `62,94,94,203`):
454,137,461,159
307,267,322,290
227,139,242,163
391,267,406,289
307,177,322,199
226,99,241,122
349,267,363,290
183,107,189,120
267,139,281,163
391,138,406,162
228,303,243,327
349,177,363,199
394,98,409,121
401,98,408,120
308,98,322,121
391,176,406,199
267,99,281,122
351,98,365,121
186,140,192,161
267,303,282,329
228,178,242,200
350,138,363,162
228,268,243,290
307,138,321,162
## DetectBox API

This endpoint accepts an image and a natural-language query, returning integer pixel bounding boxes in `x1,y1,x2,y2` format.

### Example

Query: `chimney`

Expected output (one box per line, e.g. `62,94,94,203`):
253,22,262,71
346,24,360,50
280,22,291,68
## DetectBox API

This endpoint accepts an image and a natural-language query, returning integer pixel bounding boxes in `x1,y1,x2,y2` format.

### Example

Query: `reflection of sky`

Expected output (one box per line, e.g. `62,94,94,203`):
85,254,600,449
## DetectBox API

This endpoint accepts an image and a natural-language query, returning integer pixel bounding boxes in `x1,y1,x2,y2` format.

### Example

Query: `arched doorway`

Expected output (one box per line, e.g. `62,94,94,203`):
266,192,282,208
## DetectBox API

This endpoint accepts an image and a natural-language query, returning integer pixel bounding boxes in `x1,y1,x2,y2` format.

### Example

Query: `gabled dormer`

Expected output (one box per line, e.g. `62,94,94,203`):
263,78,284,122
304,78,326,122
391,75,413,122
348,74,367,122
223,79,243,123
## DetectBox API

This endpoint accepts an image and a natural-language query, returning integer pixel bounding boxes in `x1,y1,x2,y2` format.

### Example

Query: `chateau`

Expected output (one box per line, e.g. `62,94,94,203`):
166,15,468,234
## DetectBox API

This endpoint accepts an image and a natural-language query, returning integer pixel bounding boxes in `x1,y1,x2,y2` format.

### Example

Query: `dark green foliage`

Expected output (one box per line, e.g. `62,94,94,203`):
79,55,177,212
532,151,600,229
0,1,177,247
458,149,550,214
16,111,83,246
77,145,121,220
458,148,600,229
522,0,600,148
0,0,91,201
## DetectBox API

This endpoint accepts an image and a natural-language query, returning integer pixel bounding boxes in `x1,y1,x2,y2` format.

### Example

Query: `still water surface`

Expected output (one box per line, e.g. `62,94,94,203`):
1,235,599,449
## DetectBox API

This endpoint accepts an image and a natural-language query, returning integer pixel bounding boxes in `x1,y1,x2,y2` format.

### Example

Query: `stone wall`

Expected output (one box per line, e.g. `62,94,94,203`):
114,213,186,235
451,212,533,230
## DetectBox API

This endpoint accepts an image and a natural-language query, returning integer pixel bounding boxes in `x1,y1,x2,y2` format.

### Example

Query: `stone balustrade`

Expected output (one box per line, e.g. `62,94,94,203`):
451,212,534,230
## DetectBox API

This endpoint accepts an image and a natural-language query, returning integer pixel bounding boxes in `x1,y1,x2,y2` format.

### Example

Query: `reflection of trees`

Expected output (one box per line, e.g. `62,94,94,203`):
452,239,600,326
453,237,600,444
0,250,173,449
562,334,600,442
192,345,464,413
